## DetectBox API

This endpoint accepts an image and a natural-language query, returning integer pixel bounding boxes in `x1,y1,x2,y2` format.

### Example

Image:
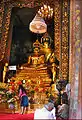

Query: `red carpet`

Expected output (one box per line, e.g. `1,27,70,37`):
0,113,34,120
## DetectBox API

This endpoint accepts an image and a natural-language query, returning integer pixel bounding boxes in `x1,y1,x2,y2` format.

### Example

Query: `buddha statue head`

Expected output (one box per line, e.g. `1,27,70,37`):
41,32,53,46
34,47,39,55
33,39,41,49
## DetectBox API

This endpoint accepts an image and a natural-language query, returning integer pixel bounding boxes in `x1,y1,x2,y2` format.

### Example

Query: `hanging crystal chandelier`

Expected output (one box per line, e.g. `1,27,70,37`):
29,14,47,34
38,4,53,19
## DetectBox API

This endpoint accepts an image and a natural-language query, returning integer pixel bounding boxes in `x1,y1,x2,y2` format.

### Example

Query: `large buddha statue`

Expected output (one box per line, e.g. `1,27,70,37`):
27,34,59,73
27,40,45,67
27,38,53,66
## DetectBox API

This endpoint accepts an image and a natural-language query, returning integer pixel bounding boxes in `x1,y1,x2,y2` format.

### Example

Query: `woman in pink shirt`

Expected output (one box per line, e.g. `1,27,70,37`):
18,84,29,114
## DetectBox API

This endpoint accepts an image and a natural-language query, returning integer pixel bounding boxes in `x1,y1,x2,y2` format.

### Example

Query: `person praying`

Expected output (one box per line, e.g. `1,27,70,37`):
34,102,56,119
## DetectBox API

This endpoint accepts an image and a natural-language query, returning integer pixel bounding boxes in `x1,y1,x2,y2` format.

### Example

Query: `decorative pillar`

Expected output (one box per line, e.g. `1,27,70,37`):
0,1,5,82
54,0,61,61
54,0,69,80
54,0,62,80
61,0,70,80
0,2,12,62
69,0,82,119
0,1,5,62
3,5,12,63
0,1,4,38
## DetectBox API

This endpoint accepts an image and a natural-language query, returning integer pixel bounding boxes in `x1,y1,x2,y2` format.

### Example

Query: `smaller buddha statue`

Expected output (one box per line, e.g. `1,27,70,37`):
41,41,52,62
40,33,53,63
51,63,56,81
50,81,59,96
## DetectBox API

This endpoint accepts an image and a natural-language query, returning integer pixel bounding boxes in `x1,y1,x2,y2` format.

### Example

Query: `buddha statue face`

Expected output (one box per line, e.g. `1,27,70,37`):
44,42,49,48
34,48,39,54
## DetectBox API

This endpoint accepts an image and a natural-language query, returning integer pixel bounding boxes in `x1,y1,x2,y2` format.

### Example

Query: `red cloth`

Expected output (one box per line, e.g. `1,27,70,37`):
0,113,34,120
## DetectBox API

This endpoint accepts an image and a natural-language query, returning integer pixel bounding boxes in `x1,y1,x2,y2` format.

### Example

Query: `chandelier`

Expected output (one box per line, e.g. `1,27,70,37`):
38,4,53,19
29,14,47,34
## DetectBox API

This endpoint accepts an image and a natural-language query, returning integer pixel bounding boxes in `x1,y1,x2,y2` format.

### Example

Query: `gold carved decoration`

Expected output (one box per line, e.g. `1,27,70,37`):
61,0,69,80
0,2,5,61
0,5,12,62
54,0,61,61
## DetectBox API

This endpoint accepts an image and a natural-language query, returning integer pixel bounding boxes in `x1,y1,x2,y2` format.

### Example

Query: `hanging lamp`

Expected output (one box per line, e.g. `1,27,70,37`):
29,14,47,34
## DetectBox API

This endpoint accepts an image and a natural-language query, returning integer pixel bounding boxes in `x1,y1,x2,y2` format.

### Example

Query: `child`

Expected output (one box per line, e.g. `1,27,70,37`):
18,84,29,114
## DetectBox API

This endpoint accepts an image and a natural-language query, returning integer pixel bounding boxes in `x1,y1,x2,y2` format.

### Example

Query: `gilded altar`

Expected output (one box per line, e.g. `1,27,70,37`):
10,33,59,103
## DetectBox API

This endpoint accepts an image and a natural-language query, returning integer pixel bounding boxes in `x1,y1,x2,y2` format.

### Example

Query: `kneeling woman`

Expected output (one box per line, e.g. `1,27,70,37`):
18,84,29,114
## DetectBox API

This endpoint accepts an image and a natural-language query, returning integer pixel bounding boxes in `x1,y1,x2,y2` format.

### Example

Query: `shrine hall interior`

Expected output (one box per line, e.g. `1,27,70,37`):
0,0,82,119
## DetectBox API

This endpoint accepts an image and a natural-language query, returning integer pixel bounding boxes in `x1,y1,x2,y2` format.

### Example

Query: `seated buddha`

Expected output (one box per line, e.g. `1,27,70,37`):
28,40,45,67
28,48,39,66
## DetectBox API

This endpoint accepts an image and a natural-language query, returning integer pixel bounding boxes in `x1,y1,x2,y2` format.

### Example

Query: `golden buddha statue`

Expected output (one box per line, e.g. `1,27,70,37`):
40,41,52,62
27,40,45,66
28,48,39,66
40,32,53,63
51,63,56,81
51,82,59,96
